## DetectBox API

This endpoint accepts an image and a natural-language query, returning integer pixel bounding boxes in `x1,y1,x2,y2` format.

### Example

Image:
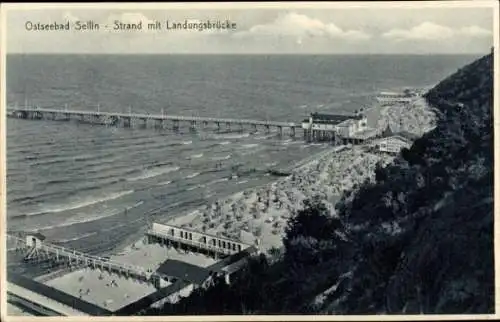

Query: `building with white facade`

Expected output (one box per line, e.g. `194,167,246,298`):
378,135,412,154
376,91,416,106
301,112,369,142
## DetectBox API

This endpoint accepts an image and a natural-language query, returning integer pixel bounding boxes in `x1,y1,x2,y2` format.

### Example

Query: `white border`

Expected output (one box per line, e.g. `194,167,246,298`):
1,1,499,321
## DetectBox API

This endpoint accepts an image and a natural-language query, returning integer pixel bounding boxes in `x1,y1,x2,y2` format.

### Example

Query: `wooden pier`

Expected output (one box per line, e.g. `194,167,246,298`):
7,234,176,289
6,106,300,137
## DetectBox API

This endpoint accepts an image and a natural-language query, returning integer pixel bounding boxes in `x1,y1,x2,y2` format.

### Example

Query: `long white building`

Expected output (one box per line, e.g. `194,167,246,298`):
301,112,370,142
376,90,416,106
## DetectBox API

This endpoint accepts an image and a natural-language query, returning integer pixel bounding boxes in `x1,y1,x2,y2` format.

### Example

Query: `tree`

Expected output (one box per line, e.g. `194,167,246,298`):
284,197,333,243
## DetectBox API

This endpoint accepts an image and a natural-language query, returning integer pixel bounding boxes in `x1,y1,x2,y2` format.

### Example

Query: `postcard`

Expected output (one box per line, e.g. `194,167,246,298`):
1,1,498,321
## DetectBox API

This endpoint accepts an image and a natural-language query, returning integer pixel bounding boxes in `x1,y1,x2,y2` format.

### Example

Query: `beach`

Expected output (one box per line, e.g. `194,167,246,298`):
16,94,436,314
159,96,436,253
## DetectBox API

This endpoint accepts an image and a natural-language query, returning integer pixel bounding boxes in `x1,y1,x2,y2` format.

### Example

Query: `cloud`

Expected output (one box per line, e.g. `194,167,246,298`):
382,22,492,41
459,25,492,37
233,12,371,41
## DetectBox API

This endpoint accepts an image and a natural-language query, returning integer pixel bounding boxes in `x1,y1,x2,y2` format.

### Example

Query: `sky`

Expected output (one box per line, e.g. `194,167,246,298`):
3,3,496,54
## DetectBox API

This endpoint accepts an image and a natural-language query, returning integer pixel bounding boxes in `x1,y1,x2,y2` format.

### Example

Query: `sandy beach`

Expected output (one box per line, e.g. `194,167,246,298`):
37,94,436,312
164,96,436,253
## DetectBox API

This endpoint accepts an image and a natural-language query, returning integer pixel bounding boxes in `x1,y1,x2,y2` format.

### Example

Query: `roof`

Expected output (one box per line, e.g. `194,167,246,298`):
303,113,363,125
27,232,46,240
382,135,413,144
156,259,211,286
115,245,259,315
338,119,357,127
381,124,394,137
205,245,259,273
349,128,379,140
311,113,359,121
221,257,250,275
394,130,419,141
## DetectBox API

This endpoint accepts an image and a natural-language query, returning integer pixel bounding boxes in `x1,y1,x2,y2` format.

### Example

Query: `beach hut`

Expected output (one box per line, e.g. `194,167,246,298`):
378,135,412,154
25,232,46,249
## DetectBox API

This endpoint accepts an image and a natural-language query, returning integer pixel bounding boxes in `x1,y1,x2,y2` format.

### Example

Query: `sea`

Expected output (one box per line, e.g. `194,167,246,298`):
6,54,479,256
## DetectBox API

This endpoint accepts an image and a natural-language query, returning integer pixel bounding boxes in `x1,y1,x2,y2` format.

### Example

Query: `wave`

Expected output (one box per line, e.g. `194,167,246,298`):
34,200,143,232
241,147,265,156
187,153,204,159
54,232,98,243
28,152,114,167
211,133,250,140
34,168,137,191
11,190,134,219
182,140,193,145
237,180,249,184
211,154,231,161
23,138,183,169
219,141,231,145
127,166,180,182
185,172,200,179
254,134,275,140
241,143,259,149
206,178,229,186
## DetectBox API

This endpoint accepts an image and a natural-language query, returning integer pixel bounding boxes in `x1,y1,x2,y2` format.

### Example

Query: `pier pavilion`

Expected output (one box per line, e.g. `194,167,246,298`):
301,112,375,144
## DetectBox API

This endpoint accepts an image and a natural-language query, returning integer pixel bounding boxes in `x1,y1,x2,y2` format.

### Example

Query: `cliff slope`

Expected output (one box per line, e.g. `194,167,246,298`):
146,53,494,315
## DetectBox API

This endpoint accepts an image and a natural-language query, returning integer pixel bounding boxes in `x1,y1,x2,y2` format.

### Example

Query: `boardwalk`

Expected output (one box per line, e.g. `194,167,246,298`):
7,106,301,136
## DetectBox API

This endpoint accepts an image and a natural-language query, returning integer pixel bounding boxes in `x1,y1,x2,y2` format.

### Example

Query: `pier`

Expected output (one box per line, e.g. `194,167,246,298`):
6,106,300,137
7,229,257,315
8,234,177,289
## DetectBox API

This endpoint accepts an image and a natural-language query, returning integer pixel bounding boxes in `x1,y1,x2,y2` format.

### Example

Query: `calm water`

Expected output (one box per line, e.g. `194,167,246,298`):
6,54,479,254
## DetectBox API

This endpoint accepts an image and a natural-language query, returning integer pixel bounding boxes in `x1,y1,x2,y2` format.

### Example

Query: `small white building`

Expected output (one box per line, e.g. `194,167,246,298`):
376,91,414,106
334,116,368,137
334,119,357,137
25,232,46,249
378,135,412,154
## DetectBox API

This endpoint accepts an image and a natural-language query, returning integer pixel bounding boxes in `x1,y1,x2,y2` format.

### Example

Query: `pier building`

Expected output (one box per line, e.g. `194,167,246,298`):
301,112,373,143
